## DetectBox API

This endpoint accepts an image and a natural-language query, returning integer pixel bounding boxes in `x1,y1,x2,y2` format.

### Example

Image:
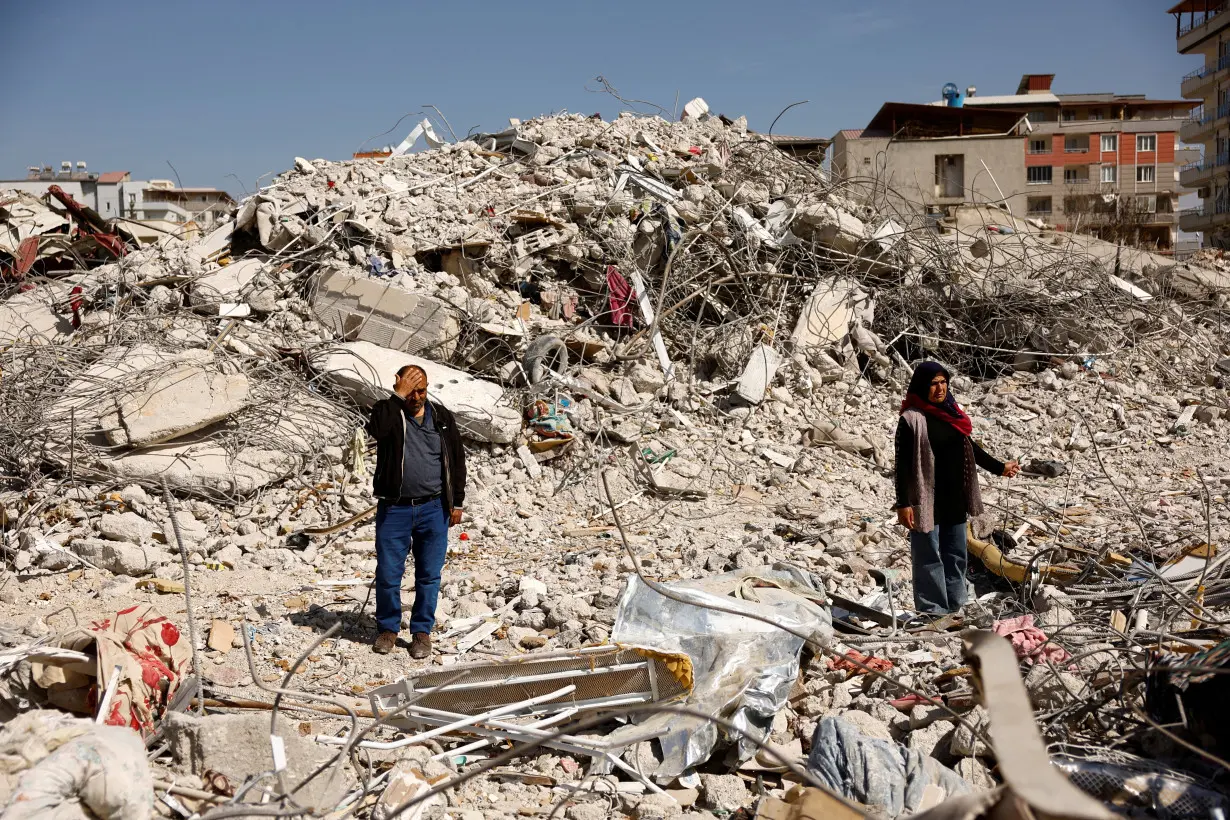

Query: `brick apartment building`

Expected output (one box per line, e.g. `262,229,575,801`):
831,75,1196,251
1171,1,1230,247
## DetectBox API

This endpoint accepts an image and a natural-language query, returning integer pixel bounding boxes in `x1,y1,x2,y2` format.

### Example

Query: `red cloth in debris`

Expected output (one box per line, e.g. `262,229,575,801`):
52,604,193,736
606,265,634,328
828,650,894,678
992,614,1071,666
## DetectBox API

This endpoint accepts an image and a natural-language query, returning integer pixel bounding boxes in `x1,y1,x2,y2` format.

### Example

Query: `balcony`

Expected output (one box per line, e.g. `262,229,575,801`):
1178,2,1230,53
1179,152,1230,186
1180,101,1230,141
1180,54,1230,97
1179,202,1230,231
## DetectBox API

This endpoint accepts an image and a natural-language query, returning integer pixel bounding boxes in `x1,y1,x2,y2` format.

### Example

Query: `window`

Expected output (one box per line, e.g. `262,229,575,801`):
1063,110,1076,122
934,154,965,198
1064,166,1089,183
1137,165,1156,183
1101,165,1117,183
1137,134,1157,152
1134,195,1157,213
1026,196,1052,215
1101,134,1118,152
1029,139,1049,154
1065,136,1090,153
1091,110,1105,120
1027,166,1053,184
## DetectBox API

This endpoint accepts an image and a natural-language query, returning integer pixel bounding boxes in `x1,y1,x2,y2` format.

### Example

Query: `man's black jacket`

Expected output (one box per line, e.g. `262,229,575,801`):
365,396,466,515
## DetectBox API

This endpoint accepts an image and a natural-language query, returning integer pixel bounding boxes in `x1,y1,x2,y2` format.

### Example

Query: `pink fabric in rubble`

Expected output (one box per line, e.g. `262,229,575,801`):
992,614,1071,666
606,265,635,328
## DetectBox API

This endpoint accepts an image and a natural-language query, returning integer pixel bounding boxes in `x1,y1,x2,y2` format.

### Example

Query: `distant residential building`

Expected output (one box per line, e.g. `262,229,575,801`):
831,75,1196,252
0,164,235,238
1170,1,1230,247
138,180,235,228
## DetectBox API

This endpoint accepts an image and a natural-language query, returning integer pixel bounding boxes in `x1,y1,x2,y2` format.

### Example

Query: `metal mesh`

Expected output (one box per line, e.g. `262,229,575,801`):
1055,759,1229,820
370,646,690,718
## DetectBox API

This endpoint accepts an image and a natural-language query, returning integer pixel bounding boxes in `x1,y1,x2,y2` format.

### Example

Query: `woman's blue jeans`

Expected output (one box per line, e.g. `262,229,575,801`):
909,523,968,615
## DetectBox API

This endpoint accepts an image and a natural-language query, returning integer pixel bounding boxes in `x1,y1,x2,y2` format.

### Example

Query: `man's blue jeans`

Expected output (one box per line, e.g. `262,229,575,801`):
374,498,448,635
909,523,968,615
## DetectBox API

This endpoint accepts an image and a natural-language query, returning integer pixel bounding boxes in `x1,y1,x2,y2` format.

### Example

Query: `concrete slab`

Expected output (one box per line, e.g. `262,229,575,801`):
0,286,74,346
311,340,520,443
734,345,782,405
311,266,460,359
188,258,265,306
102,362,250,448
69,388,350,499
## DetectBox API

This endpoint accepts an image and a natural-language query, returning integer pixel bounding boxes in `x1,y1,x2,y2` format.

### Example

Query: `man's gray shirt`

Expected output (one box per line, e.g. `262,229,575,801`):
401,403,443,498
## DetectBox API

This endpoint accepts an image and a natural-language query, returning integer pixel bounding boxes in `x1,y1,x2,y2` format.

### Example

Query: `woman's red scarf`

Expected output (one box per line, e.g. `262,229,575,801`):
899,393,973,437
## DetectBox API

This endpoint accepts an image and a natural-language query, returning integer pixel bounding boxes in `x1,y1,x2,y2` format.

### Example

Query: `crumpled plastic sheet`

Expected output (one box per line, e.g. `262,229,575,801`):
0,710,153,819
1054,756,1230,820
807,715,970,819
607,563,833,781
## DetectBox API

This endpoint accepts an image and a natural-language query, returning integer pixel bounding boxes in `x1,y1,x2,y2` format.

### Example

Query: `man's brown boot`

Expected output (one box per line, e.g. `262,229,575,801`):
409,632,431,660
373,631,398,654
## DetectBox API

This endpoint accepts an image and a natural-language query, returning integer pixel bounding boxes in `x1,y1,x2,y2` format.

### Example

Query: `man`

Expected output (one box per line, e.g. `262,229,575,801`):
365,364,466,658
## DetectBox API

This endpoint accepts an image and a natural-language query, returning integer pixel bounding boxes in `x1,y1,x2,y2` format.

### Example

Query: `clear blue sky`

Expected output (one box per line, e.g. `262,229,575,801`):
0,1,1196,196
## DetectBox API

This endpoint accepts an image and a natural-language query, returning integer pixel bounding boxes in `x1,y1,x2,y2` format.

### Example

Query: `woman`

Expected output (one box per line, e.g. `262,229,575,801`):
893,362,1019,615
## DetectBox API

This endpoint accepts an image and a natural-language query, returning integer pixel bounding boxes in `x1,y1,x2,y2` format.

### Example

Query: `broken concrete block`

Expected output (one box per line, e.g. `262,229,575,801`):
312,266,460,358
792,203,867,255
207,620,235,652
698,773,749,812
101,363,250,448
792,282,855,350
0,286,74,346
98,512,158,544
163,712,350,811
99,541,164,576
516,444,542,479
312,340,520,443
734,345,782,405
189,258,265,306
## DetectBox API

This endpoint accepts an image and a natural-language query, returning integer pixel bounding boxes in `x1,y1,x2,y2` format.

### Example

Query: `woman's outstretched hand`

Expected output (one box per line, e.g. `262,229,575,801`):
1003,460,1020,478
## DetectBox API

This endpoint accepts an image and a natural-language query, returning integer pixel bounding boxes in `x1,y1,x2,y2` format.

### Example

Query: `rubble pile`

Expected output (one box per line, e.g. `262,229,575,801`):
1,105,1230,819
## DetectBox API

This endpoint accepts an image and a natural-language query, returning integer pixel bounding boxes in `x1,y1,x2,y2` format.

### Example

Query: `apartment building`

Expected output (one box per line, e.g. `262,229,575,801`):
1,165,235,241
1171,1,1230,247
831,75,1195,252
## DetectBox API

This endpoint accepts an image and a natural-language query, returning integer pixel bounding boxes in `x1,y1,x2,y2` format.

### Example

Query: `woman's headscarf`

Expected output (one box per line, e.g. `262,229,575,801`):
900,361,973,436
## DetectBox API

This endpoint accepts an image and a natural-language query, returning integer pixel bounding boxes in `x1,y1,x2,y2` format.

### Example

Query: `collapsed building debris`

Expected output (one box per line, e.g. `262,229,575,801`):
2,100,1230,818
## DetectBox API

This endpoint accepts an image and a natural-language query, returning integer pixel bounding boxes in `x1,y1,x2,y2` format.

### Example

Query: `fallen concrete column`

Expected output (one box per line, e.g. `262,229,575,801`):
311,266,460,358
312,340,520,443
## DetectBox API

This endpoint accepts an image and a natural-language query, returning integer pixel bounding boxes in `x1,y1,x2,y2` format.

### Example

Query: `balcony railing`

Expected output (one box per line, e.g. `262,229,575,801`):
1182,53,1230,85
1181,202,1230,218
1179,3,1228,37
1064,144,1090,153
1185,101,1230,127
1182,152,1230,173
1027,147,1051,155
